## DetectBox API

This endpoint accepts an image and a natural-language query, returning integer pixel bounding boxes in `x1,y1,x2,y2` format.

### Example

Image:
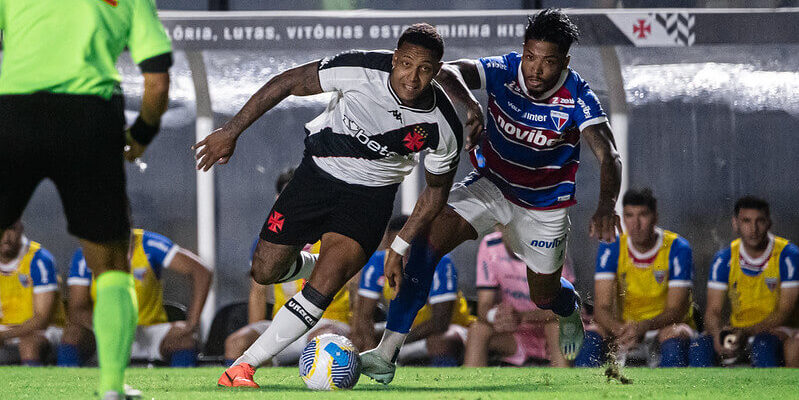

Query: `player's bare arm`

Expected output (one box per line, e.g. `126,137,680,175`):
167,249,213,331
743,286,799,335
582,121,623,242
435,62,484,151
619,287,691,347
67,285,94,331
704,287,733,356
593,278,626,337
193,60,324,171
0,291,56,345
406,301,454,343
384,169,457,293
475,288,499,323
125,72,170,161
351,295,380,350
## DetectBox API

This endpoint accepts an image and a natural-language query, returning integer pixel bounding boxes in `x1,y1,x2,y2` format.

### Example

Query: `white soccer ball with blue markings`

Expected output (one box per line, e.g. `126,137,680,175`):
299,333,361,390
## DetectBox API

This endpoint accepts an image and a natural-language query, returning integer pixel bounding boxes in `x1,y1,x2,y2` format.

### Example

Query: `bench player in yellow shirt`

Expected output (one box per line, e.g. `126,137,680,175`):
691,196,799,367
0,221,64,366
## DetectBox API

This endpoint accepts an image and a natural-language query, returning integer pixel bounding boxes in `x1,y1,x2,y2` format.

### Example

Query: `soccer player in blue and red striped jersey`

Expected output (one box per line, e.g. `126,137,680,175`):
362,9,622,383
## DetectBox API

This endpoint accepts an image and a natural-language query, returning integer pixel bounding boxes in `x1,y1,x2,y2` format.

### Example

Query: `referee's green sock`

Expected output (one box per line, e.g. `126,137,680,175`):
94,270,138,396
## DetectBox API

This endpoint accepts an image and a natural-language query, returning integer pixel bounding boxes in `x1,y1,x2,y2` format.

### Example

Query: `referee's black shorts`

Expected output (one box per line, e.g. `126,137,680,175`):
0,93,130,242
260,156,398,257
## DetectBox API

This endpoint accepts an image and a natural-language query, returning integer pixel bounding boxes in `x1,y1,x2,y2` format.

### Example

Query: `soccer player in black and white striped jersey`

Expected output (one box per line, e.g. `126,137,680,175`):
194,23,483,388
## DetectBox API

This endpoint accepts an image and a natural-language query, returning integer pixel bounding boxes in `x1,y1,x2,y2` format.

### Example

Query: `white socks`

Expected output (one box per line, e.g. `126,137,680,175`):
374,329,408,364
235,288,325,367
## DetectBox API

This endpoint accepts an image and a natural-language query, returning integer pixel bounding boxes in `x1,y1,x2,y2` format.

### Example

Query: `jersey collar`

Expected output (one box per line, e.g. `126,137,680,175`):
517,64,569,101
627,227,664,264
0,235,29,273
387,79,437,113
739,232,774,269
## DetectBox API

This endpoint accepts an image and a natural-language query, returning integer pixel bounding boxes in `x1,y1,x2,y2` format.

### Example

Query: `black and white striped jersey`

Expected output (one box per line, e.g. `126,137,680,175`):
304,50,463,187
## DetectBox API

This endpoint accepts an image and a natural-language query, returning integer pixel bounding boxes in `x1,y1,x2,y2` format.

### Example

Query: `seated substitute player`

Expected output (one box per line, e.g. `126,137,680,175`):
223,239,353,367
0,221,64,366
58,229,212,368
464,230,570,367
194,24,483,388
361,9,622,383
691,196,799,367
352,215,475,367
575,188,694,368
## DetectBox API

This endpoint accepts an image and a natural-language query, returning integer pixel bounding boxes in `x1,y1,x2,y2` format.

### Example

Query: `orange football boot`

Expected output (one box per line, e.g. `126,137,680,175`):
217,363,259,388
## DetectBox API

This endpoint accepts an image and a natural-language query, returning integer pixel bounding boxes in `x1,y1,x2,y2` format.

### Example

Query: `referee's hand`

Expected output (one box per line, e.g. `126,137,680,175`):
124,130,147,162
193,127,238,171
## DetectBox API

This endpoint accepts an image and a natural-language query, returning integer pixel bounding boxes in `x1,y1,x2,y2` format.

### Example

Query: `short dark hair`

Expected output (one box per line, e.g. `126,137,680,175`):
397,23,444,61
388,215,410,233
275,167,295,193
734,196,770,218
525,8,579,54
623,188,657,213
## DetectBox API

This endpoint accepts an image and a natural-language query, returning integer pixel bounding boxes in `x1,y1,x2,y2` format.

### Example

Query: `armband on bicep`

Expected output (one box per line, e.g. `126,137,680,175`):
138,52,173,73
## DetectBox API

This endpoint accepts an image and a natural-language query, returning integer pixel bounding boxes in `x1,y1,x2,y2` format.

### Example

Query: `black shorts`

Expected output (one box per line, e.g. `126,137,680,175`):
260,157,398,257
0,93,130,242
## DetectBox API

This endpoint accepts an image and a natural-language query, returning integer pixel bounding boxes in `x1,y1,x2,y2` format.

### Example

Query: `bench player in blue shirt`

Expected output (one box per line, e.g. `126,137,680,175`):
362,9,622,383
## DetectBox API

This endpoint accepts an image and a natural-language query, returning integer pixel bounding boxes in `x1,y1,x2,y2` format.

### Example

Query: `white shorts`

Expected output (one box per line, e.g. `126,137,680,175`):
0,325,63,347
449,174,570,274
247,318,350,366
131,322,182,361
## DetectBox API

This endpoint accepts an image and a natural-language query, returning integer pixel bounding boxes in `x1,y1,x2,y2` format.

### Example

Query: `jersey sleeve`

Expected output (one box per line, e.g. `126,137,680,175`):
779,243,799,288
29,248,58,294
68,249,92,286
141,231,179,278
476,54,512,92
423,109,462,175
572,78,608,132
318,50,389,93
475,236,500,289
595,239,620,280
358,252,386,299
429,255,458,304
667,237,693,288
128,0,172,65
708,248,732,290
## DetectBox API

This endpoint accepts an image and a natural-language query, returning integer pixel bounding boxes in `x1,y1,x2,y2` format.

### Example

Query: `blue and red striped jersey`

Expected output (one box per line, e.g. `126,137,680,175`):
472,52,608,209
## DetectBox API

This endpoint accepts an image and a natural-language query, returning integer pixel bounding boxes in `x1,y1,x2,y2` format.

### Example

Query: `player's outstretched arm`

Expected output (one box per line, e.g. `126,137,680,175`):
0,291,56,344
384,169,456,293
704,288,732,356
350,294,380,351
437,61,484,151
167,249,213,331
743,287,799,335
193,61,323,171
406,301,454,343
593,279,625,337
582,122,623,242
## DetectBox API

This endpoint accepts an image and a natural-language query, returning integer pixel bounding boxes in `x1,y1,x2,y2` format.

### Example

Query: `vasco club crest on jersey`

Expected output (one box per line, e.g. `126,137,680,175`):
550,110,569,131
403,125,428,152
268,211,285,233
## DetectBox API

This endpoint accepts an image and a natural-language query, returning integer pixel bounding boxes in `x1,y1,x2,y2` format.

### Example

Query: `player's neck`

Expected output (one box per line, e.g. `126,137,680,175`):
741,235,771,260
395,83,434,109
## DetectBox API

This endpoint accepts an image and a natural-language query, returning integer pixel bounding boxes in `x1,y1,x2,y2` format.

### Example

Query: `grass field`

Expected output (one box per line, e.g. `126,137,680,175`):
2,366,798,399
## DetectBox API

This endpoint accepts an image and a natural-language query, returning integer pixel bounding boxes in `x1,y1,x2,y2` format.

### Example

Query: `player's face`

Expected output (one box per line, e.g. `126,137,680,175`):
0,222,23,259
520,40,569,97
623,205,657,247
390,43,442,106
734,208,771,249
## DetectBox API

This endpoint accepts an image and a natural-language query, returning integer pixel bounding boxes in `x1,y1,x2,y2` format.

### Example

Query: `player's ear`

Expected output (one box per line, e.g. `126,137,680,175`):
391,49,398,67
433,60,443,75
563,54,571,68
731,216,739,233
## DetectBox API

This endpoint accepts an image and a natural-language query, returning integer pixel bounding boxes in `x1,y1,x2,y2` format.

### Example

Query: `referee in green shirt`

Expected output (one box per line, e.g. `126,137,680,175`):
0,1,171,398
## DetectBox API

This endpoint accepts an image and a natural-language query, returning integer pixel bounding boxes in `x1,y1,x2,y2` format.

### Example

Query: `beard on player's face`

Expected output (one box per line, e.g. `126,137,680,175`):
390,43,442,106
734,209,771,250
520,40,569,97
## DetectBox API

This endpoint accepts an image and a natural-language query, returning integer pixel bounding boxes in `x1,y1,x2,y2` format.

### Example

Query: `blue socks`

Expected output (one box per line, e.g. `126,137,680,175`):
659,337,689,367
430,355,459,367
170,349,198,367
386,238,442,334
689,334,715,367
751,333,780,367
574,330,604,367
537,277,578,318
57,343,82,367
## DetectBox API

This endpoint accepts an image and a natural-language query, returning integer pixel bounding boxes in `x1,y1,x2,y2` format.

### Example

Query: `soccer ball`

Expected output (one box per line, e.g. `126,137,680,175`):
299,333,361,390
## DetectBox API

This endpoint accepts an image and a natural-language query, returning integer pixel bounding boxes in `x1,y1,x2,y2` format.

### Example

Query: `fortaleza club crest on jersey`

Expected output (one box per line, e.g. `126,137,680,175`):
403,126,428,152
18,274,30,288
766,278,778,291
267,211,285,233
550,110,569,131
653,270,666,284
133,268,148,281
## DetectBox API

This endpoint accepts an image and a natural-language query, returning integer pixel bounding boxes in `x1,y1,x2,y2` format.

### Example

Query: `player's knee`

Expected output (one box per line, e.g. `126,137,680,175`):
688,334,716,367
751,332,781,368
657,324,692,342
250,263,282,285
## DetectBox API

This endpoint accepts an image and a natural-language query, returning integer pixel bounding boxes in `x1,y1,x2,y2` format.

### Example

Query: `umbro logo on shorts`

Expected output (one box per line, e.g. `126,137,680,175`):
267,211,285,233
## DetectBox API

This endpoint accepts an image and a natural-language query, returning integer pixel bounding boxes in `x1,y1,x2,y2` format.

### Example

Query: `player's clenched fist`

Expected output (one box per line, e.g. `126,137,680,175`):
193,126,239,171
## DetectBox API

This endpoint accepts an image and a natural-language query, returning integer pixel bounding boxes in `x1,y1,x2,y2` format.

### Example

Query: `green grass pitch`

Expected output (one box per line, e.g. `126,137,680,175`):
1,366,797,399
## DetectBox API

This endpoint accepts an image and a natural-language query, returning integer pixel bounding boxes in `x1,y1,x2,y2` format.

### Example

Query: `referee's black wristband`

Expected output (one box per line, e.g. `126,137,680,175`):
129,116,160,145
